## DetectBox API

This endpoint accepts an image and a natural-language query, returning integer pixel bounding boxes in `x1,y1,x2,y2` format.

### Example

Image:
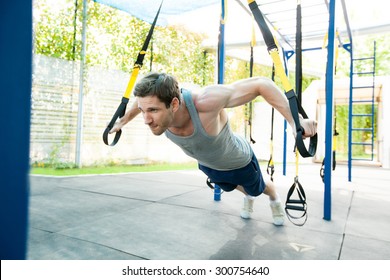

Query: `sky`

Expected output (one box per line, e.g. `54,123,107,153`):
168,0,390,44
166,0,389,76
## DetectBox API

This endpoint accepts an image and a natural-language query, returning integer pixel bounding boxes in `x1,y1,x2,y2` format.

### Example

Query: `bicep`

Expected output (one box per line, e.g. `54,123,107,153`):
195,77,272,111
225,78,262,108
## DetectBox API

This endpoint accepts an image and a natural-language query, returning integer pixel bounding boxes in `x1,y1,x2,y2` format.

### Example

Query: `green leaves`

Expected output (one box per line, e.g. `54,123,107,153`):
33,0,215,84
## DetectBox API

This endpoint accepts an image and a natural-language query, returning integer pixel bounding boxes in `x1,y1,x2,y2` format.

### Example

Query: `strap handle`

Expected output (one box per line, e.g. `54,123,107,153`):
247,0,317,158
102,97,128,146
103,1,163,146
285,176,308,226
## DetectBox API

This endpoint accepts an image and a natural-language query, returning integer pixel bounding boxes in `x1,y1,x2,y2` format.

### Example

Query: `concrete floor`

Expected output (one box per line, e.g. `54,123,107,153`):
27,163,390,260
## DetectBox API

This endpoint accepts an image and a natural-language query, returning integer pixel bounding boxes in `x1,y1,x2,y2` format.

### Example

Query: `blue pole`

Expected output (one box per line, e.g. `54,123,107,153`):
217,0,226,85
282,50,293,176
324,0,336,221
0,0,32,259
346,43,353,182
214,0,226,201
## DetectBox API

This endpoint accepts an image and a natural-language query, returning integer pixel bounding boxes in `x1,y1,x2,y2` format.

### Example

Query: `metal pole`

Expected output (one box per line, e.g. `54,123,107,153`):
217,0,226,84
324,0,336,221
282,49,293,176
214,0,226,201
340,0,354,181
0,0,32,259
75,0,88,167
348,44,353,181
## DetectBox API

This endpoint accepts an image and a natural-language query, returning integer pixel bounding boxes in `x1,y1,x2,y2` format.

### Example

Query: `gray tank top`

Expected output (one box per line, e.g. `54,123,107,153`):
165,89,252,171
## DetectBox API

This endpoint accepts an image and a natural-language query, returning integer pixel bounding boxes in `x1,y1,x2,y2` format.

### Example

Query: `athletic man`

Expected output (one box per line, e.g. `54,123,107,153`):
110,72,317,225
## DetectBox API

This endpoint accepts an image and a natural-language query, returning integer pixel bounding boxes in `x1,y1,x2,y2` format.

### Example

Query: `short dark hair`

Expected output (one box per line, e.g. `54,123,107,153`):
133,72,181,108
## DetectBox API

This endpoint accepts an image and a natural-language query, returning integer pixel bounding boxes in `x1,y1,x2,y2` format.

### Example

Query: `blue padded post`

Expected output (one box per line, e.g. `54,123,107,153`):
0,0,32,259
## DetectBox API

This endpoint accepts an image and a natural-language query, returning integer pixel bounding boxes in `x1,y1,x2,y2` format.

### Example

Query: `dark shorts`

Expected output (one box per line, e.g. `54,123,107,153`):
198,153,266,197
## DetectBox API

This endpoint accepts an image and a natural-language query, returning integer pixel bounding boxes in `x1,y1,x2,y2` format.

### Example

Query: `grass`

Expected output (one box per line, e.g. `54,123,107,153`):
30,162,198,176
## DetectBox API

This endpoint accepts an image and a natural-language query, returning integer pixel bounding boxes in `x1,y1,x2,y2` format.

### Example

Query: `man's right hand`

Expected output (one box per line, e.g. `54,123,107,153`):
300,117,317,138
109,121,123,134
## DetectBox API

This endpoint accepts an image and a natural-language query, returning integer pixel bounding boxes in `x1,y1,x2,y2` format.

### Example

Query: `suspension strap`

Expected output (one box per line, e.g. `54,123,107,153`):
267,65,276,181
320,116,338,182
247,17,256,144
103,1,163,146
247,0,317,158
287,1,309,226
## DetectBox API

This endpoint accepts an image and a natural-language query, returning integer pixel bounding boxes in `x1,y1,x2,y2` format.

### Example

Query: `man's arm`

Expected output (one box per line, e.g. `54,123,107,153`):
109,98,141,134
196,77,316,137
196,77,293,125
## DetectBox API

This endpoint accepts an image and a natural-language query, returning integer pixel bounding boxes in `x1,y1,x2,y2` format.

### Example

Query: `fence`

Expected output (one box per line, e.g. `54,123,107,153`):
30,54,194,166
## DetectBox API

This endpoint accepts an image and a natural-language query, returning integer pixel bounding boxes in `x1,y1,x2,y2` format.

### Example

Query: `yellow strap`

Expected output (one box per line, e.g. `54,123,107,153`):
123,66,140,99
323,31,339,65
322,32,328,49
269,50,293,92
334,31,339,69
269,141,274,165
251,16,256,47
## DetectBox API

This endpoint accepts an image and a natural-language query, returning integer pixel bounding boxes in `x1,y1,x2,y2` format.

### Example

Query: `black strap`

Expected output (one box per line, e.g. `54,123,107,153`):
295,1,302,105
103,97,128,146
320,125,338,182
247,41,256,144
320,158,325,182
267,65,276,181
285,176,308,226
206,178,224,194
103,1,163,146
206,177,215,190
285,3,307,226
248,0,317,158
266,154,274,182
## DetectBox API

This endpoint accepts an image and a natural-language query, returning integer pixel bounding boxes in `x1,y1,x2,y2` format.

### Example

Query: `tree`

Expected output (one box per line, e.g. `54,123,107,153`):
33,0,215,84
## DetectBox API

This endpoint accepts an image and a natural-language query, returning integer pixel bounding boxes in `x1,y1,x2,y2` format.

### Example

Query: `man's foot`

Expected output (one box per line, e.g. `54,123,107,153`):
270,200,285,226
240,196,254,219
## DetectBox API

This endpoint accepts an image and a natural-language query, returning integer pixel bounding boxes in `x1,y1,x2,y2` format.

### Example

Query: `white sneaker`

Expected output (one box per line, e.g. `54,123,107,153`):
270,200,285,226
240,197,254,219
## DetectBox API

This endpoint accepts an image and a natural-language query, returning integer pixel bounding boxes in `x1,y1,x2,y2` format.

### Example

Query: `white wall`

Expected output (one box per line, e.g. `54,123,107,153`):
31,54,195,166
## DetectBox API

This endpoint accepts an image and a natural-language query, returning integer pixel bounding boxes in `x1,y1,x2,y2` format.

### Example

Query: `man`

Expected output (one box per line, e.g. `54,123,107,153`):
110,72,317,226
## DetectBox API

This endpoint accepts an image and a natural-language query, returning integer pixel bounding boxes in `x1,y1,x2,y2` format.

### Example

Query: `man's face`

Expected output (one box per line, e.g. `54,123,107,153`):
137,95,175,136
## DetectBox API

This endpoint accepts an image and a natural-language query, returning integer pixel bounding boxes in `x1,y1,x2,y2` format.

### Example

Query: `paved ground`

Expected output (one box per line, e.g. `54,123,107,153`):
27,162,390,260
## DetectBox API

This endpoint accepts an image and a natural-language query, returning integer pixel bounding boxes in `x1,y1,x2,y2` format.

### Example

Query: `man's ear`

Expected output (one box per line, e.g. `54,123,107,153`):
171,97,180,113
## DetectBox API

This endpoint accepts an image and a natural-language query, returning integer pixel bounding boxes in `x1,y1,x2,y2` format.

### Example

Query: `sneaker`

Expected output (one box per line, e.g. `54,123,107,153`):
240,197,254,219
270,200,285,226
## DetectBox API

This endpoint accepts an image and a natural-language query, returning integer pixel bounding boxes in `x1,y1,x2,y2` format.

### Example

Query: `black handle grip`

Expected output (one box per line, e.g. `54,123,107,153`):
103,126,122,146
103,97,128,146
296,130,318,158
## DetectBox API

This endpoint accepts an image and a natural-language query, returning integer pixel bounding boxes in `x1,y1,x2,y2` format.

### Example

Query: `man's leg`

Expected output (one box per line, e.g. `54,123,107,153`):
261,180,278,201
236,182,285,225
236,185,255,219
262,180,284,225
